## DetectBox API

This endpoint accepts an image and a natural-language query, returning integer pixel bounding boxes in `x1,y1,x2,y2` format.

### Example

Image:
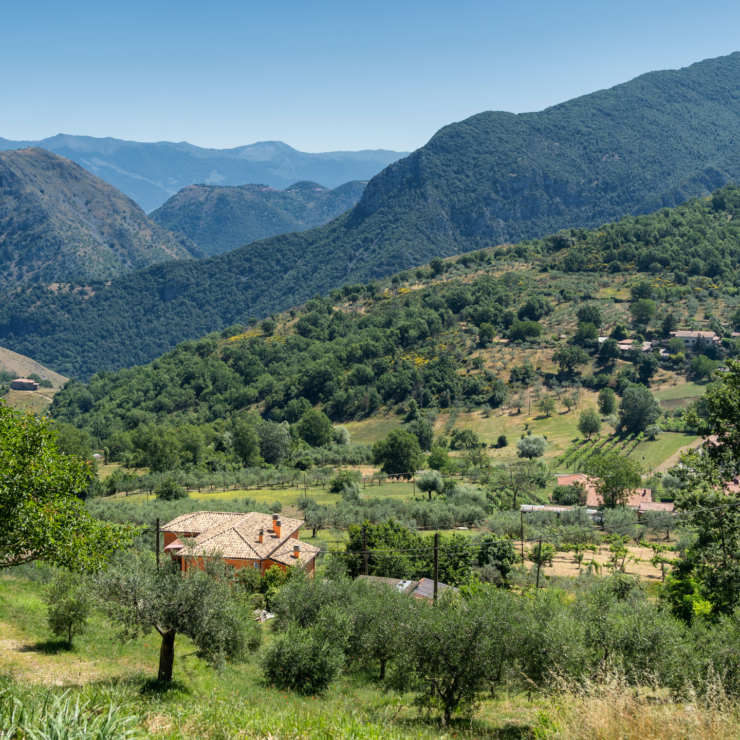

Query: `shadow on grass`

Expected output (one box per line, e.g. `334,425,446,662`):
139,677,191,697
393,714,533,739
21,639,74,655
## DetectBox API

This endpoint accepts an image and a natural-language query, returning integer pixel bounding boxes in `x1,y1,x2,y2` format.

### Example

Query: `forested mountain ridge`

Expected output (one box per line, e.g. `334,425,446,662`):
0,136,406,212
150,180,367,256
47,182,740,454
5,53,740,376
0,148,202,288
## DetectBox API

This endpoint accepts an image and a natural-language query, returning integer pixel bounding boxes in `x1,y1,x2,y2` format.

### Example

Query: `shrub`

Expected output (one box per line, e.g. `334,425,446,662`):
328,470,361,493
496,434,508,449
155,477,188,501
261,625,346,695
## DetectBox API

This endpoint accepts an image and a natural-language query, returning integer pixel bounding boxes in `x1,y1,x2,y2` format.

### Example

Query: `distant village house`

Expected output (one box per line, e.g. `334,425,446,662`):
161,511,321,575
10,378,39,391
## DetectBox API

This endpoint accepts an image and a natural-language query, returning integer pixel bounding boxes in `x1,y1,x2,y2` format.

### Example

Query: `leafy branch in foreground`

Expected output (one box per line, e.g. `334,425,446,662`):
0,402,138,571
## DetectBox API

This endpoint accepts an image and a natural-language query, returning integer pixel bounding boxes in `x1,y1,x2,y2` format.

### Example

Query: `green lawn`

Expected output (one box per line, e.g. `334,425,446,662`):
655,382,708,401
630,432,698,473
344,416,402,446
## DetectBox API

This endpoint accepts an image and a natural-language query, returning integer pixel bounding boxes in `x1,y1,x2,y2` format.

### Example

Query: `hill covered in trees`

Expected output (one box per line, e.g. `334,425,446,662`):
150,180,366,256
6,53,740,376
0,149,202,288
47,183,740,467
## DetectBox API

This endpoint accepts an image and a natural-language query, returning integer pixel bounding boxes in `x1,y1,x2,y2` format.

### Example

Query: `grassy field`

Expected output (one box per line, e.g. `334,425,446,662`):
3,388,58,414
631,432,698,473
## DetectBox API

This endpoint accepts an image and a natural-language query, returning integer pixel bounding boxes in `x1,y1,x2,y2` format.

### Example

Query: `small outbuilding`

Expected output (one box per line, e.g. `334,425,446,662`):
10,379,40,391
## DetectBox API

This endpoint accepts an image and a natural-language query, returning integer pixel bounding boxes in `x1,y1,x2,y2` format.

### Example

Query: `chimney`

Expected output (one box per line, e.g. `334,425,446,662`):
293,542,301,559
274,518,282,538
258,528,264,544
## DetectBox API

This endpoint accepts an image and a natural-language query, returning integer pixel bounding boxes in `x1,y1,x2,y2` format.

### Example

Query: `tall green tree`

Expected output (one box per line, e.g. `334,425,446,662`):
552,346,590,375
372,429,423,476
578,408,602,439
582,452,642,508
296,409,333,447
0,403,136,571
618,384,660,433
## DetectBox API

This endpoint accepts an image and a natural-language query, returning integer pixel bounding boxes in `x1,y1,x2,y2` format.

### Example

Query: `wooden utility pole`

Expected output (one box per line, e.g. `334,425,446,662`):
536,539,542,589
520,511,524,561
363,526,369,576
433,532,439,602
155,518,160,569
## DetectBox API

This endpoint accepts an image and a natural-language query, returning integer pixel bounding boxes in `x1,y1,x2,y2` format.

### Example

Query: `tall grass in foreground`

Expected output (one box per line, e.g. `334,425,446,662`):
536,673,740,740
0,681,140,740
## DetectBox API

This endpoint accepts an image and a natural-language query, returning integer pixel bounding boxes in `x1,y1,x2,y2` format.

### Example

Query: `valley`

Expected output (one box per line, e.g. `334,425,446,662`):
6,46,740,740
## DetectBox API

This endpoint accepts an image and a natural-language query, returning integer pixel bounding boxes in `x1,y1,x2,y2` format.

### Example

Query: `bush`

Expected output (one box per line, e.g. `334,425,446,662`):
496,434,508,449
155,477,188,501
260,625,346,695
328,470,361,493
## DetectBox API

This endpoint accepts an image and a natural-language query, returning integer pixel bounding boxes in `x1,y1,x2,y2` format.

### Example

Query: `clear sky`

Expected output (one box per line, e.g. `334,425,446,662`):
3,0,740,153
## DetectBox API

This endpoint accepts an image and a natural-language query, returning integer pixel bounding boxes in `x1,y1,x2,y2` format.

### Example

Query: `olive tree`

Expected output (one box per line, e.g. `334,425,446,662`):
96,551,257,681
416,470,444,499
516,435,547,459
44,571,92,646
578,408,602,439
389,589,518,724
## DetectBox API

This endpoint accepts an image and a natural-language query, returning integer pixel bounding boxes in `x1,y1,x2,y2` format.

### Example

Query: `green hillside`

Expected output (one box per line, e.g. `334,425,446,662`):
149,180,366,256
0,148,202,289
6,53,740,378
47,183,740,471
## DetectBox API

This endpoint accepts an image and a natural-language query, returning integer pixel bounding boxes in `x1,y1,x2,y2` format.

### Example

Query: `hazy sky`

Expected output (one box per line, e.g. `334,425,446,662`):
3,0,740,153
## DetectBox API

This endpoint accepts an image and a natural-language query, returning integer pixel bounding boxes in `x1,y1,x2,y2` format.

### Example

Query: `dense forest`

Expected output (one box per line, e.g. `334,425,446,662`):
150,181,366,256
5,54,740,377
45,183,740,475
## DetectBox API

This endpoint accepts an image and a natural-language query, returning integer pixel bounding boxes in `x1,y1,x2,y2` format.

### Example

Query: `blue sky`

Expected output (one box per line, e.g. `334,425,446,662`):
3,0,740,152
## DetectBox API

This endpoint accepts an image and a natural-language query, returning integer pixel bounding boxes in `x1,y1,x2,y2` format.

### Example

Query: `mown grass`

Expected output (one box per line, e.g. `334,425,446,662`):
630,432,698,473
655,381,709,401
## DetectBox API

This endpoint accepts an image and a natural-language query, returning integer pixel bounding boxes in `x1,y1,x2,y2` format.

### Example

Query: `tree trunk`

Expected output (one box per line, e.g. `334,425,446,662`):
379,658,387,680
158,629,177,681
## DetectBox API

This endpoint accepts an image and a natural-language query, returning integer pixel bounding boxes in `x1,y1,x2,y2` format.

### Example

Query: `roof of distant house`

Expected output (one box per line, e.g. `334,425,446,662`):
637,501,675,514
357,575,457,599
554,473,652,508
671,330,719,339
161,511,320,565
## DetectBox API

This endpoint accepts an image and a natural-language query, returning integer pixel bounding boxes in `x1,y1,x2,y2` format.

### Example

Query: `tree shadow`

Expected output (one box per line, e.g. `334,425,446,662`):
21,639,74,655
139,677,191,697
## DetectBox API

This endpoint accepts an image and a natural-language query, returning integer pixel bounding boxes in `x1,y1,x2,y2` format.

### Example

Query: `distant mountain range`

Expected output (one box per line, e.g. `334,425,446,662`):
0,148,200,289
150,180,367,256
0,136,407,212
4,52,740,379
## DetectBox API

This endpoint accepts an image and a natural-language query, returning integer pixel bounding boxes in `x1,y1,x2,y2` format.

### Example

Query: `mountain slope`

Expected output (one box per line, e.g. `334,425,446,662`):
0,149,201,288
0,137,406,212
46,181,740,447
150,180,366,256
5,53,740,377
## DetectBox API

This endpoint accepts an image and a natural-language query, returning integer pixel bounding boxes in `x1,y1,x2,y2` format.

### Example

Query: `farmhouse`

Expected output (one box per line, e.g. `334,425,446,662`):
10,378,40,391
161,511,321,575
669,330,722,351
357,575,458,601
554,473,673,512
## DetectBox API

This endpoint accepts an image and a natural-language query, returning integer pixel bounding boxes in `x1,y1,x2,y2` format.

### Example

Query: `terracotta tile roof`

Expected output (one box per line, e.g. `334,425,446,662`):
164,538,184,551
162,511,315,563
161,511,245,534
269,538,322,566
555,473,652,508
638,502,675,513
